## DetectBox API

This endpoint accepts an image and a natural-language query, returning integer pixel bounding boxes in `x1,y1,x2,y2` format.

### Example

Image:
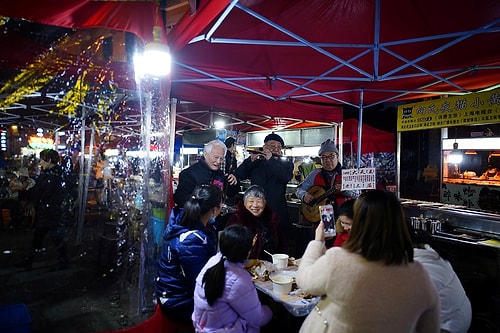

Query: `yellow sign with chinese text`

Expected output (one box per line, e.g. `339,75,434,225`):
397,88,500,132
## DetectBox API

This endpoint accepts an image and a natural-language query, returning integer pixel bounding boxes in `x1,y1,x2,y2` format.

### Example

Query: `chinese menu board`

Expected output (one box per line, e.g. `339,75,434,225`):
341,168,376,191
397,88,500,132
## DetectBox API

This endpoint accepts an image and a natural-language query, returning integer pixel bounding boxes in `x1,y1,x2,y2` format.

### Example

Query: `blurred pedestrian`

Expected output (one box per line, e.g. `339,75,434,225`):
156,184,223,326
224,137,237,175
296,190,440,333
9,168,36,229
193,224,272,332
23,149,68,271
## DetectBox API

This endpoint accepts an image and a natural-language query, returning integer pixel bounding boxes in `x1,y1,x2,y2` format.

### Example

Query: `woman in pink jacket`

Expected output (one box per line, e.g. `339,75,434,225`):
297,190,440,333
192,225,272,332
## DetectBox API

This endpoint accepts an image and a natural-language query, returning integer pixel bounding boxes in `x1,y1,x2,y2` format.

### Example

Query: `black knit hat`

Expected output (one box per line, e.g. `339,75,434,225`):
264,133,284,146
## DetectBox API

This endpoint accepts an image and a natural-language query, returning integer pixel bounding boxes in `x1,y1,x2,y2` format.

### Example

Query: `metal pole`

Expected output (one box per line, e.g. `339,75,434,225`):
357,90,364,168
76,109,94,244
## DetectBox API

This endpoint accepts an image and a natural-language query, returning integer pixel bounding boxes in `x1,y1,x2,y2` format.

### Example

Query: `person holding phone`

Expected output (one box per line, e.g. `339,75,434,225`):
296,190,440,333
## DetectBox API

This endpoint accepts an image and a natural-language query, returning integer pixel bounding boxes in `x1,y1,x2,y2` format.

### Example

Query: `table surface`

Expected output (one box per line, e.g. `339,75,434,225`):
253,263,319,317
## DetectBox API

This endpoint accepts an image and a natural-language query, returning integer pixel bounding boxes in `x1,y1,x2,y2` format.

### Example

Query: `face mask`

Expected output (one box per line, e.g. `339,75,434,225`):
208,215,216,225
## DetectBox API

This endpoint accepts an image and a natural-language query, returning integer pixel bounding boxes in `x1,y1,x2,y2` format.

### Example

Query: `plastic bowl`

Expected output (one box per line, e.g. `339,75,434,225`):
270,274,293,295
272,253,289,269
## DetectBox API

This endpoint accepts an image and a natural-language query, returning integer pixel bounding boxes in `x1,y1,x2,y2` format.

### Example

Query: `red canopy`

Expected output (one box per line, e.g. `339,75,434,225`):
0,0,158,42
167,0,500,123
342,119,395,154
0,0,498,129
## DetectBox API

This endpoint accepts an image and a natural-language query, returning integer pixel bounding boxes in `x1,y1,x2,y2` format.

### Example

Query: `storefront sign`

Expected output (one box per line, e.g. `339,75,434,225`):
397,88,500,131
28,136,54,149
341,168,376,190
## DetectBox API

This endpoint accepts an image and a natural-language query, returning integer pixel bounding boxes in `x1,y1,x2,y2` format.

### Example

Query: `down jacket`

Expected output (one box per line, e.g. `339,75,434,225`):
192,252,272,332
156,208,217,315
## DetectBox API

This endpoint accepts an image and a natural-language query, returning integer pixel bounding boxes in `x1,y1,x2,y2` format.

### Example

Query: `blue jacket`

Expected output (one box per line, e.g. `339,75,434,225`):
156,208,217,313
193,253,272,332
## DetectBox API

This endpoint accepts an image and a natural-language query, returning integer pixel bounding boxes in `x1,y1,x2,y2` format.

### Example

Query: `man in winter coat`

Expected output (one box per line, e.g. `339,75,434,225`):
174,139,238,207
23,149,68,271
296,139,359,223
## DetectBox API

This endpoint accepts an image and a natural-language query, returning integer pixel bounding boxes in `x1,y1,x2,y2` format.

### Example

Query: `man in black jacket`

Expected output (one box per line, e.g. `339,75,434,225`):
23,149,68,271
174,139,238,207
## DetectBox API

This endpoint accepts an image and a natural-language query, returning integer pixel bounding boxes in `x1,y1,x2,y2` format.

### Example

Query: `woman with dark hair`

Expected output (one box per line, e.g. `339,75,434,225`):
296,190,440,333
407,224,472,333
226,185,282,259
156,184,223,326
332,199,355,247
193,225,272,332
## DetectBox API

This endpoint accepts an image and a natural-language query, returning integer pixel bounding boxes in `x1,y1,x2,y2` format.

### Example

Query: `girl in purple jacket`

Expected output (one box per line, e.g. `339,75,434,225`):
193,225,272,332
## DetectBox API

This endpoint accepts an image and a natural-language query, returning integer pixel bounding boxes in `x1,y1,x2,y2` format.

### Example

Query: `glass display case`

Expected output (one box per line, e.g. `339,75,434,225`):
441,136,500,213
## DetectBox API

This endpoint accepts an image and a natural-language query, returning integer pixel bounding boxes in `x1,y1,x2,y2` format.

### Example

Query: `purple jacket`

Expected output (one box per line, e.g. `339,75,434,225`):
192,253,272,333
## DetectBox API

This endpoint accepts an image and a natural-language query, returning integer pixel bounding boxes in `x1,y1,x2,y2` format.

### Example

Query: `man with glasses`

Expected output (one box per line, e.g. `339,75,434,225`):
296,139,359,224
230,133,293,253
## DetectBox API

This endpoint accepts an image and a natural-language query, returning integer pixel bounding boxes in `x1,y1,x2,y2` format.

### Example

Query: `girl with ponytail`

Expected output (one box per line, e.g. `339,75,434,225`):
156,184,223,326
192,225,272,332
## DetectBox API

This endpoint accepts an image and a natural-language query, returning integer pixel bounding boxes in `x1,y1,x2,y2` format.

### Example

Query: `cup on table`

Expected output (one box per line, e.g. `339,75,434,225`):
270,274,293,295
272,254,289,269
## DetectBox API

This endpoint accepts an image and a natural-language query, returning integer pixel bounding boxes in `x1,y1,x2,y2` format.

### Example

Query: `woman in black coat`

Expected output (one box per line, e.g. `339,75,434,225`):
226,185,284,259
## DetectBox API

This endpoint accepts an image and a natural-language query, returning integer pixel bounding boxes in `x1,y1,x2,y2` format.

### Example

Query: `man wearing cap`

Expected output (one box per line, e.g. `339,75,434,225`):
296,139,359,223
230,133,293,252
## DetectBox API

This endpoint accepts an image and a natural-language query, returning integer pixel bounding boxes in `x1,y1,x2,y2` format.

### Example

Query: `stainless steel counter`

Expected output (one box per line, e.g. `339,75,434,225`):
400,199,500,245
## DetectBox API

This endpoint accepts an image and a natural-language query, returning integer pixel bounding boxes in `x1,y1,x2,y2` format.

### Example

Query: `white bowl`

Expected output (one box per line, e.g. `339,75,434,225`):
270,274,293,295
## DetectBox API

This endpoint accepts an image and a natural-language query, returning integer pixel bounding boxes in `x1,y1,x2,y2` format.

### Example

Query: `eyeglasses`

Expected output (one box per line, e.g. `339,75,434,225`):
321,154,338,160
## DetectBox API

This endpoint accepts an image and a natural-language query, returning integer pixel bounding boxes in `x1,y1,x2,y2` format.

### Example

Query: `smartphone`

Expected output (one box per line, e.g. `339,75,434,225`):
318,204,334,232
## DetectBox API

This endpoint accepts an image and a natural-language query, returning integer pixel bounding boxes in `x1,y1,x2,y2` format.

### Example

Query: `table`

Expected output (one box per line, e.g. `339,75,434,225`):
253,263,319,317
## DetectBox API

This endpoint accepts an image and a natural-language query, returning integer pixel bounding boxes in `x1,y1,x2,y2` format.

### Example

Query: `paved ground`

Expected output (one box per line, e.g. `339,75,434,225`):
0,210,151,333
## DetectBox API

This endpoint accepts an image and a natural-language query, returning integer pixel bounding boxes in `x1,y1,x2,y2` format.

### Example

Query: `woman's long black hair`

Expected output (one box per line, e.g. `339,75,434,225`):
180,184,223,229
202,225,253,306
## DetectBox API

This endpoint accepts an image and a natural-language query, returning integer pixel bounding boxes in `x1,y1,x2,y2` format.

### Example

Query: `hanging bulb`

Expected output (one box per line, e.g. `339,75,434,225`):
141,26,171,76
449,142,463,164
